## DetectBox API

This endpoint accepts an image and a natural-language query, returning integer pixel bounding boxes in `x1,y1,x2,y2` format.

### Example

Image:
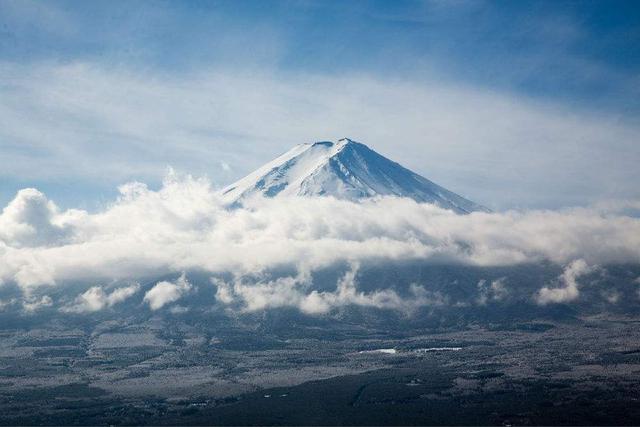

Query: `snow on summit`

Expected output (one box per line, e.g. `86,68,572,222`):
220,138,488,214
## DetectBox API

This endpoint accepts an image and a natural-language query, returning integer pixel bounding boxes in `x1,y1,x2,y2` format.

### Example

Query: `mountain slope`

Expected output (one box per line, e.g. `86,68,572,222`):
220,138,488,214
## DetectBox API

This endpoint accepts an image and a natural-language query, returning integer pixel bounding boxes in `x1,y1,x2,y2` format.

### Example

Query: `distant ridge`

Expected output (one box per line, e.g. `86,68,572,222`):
220,138,488,214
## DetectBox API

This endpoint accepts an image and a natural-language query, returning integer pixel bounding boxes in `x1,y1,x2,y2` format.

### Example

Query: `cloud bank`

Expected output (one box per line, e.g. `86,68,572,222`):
0,171,638,316
0,172,639,300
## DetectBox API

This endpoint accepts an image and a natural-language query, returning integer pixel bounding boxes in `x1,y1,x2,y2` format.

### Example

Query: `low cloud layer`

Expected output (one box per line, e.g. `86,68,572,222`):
0,173,638,313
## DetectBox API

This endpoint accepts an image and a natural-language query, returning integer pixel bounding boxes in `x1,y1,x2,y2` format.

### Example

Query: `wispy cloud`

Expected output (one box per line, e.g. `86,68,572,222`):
214,263,446,315
536,259,594,304
62,283,140,313
22,294,52,313
1,62,639,209
477,277,508,305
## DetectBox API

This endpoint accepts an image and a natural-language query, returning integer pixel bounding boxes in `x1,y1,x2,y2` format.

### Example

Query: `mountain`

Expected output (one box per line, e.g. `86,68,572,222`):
220,138,488,214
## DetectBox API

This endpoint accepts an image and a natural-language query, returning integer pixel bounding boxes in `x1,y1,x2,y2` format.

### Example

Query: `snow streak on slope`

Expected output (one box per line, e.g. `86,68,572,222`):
220,138,488,214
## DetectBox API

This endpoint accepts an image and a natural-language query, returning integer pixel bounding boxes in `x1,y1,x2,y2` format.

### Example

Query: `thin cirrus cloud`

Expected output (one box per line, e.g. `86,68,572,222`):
1,62,639,210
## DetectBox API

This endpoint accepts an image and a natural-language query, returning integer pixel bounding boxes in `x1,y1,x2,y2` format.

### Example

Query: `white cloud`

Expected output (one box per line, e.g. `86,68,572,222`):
107,284,140,305
144,273,191,310
297,266,447,315
65,286,104,313
0,174,638,298
0,188,83,248
62,283,140,313
214,264,446,315
536,259,594,304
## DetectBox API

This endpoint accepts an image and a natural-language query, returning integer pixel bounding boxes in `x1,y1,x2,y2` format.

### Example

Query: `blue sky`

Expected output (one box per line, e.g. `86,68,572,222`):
1,0,639,210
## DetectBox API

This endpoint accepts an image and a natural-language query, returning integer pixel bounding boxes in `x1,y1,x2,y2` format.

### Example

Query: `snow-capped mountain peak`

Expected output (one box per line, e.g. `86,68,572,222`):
220,138,488,214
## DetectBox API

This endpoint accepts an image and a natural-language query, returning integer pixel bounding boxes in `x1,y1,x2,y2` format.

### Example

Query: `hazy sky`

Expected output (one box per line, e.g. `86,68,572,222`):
1,0,639,210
